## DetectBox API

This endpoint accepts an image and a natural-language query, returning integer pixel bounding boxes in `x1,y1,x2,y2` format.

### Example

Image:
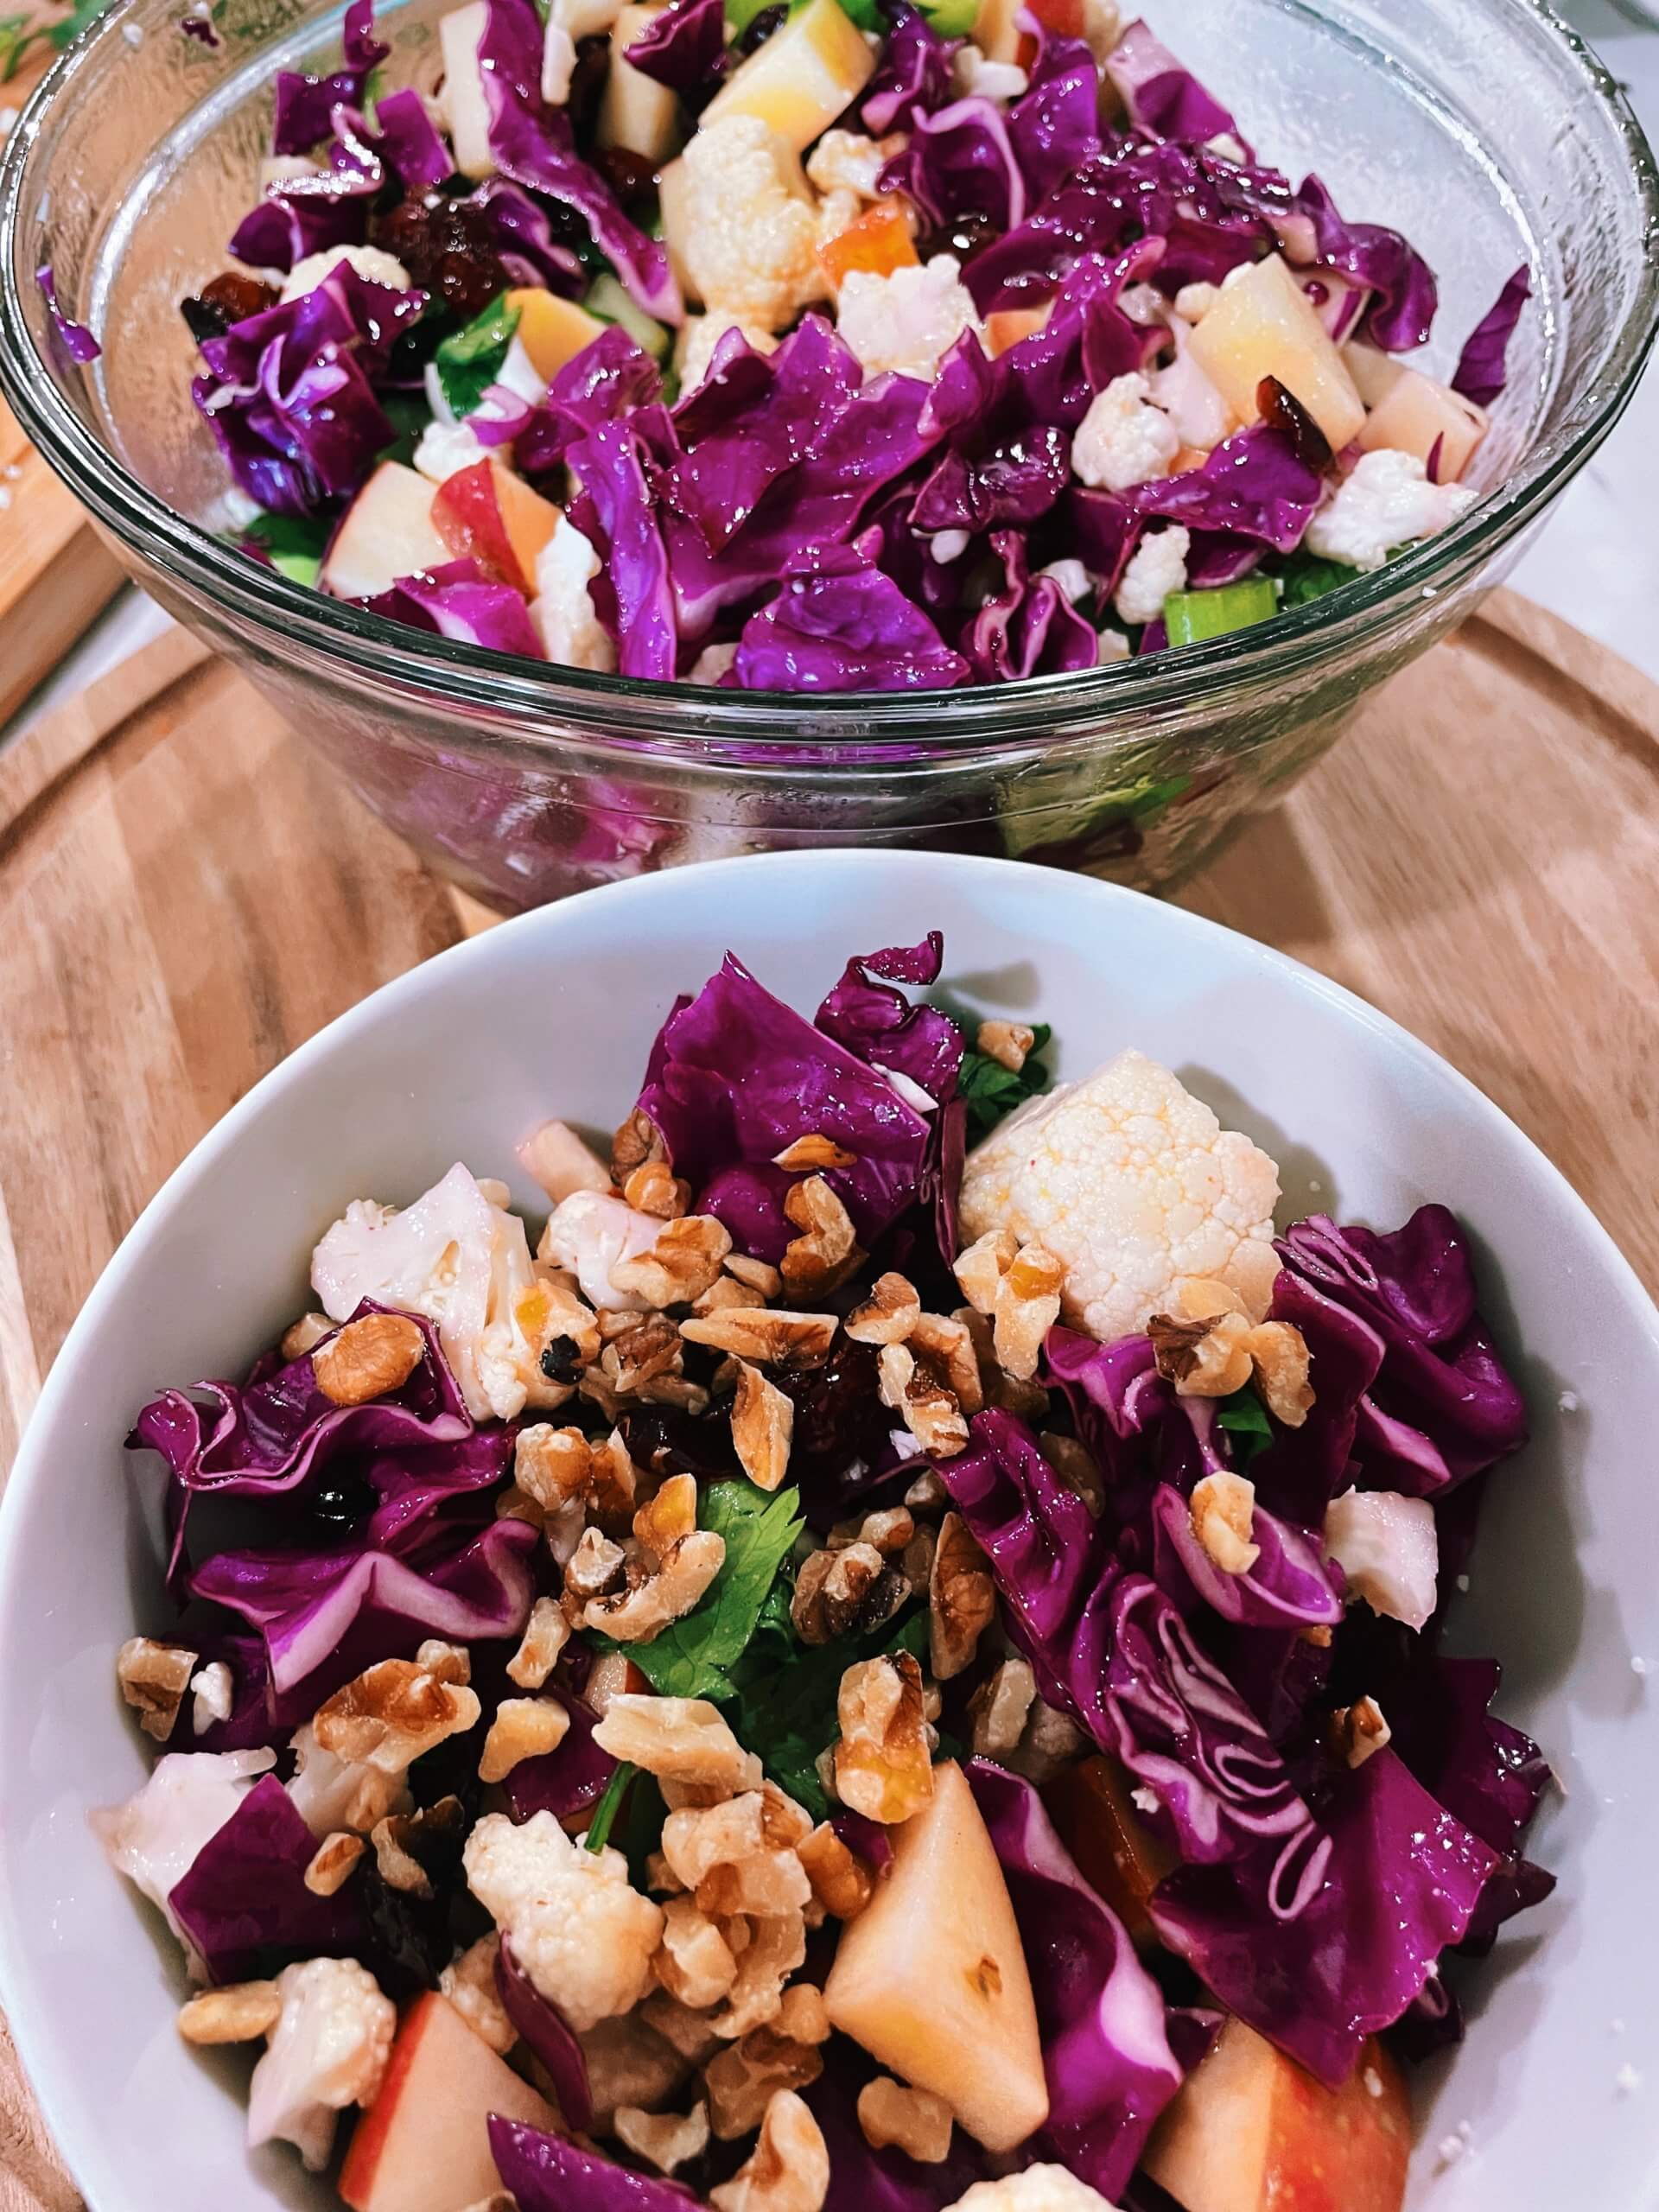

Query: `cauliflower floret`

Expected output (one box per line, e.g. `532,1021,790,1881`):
92,1748,276,1960
279,245,411,304
543,0,623,103
287,1722,409,1838
677,313,780,394
1096,627,1131,663
946,2166,1122,2212
681,117,829,334
311,1163,560,1422
413,419,493,484
464,1810,664,2032
531,515,616,673
539,1188,664,1312
950,42,1028,99
1112,525,1189,626
246,1957,396,2171
805,128,901,200
837,253,982,383
1324,1489,1440,1631
1304,448,1477,573
440,1933,517,2054
1072,372,1180,494
957,1047,1282,1342
1037,558,1093,604
1173,279,1221,323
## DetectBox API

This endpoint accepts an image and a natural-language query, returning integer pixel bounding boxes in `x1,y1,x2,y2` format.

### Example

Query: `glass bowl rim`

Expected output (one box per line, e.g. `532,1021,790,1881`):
3,0,1657,747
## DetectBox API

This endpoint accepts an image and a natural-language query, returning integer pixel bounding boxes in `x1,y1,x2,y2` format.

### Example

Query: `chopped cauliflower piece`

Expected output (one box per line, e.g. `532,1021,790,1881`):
543,0,624,104
1112,525,1190,626
677,312,780,393
681,116,829,334
440,1933,517,2054
804,127,899,200
1072,373,1180,493
413,419,493,484
945,2165,1122,2212
837,254,982,382
1150,334,1232,453
957,1047,1282,1342
1173,280,1221,322
540,1188,665,1312
312,1163,569,1422
1096,627,1131,663
1324,1489,1440,1630
1304,448,1477,573
246,1957,396,2171
279,245,411,304
531,516,616,673
1037,558,1093,604
92,1748,276,1961
464,1810,664,2031
951,42,1027,100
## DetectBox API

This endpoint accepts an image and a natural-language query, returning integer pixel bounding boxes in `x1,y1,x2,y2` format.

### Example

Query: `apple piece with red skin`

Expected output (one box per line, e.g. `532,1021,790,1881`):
432,460,561,594
319,461,451,601
340,1991,557,2212
1042,1753,1175,1955
1143,2015,1411,2212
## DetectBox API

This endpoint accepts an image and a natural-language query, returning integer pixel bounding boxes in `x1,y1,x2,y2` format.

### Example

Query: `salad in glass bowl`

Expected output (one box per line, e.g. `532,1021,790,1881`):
103,929,1551,2212
111,0,1533,690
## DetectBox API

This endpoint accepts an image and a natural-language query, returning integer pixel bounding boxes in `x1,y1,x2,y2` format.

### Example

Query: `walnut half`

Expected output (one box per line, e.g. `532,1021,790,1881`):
833,1653,934,1825
709,2090,830,2212
116,1637,196,1742
928,1512,995,1681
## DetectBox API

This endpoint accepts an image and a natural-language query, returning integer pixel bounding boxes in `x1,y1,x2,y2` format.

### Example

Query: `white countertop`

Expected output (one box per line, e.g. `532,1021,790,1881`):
13,0,1659,732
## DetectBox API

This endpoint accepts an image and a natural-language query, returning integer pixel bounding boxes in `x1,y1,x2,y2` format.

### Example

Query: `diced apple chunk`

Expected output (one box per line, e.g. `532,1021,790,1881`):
1357,361,1487,480
1343,340,1403,409
433,458,562,593
701,0,876,155
339,1992,557,2212
1041,1754,1174,1955
823,1761,1047,2154
1187,254,1366,452
1143,2016,1411,2212
438,2,497,181
320,462,451,601
599,5,682,164
818,200,918,289
506,288,610,383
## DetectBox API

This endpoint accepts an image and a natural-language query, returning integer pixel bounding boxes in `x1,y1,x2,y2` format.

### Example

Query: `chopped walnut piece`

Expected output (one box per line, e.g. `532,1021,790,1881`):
705,2016,827,2138
929,1513,996,1680
641,1989,723,2065
566,1527,628,1602
1189,1471,1261,1576
613,1215,734,1309
600,1314,687,1397
613,1107,666,1180
857,2076,954,2163
582,1530,728,1643
516,1423,595,1515
662,1793,813,1920
479,1696,572,1783
953,1227,1015,1314
311,1655,480,1773
312,1310,427,1406
955,1306,1050,1421
780,1177,865,1301
304,1831,366,1897
441,1934,516,2054
615,2100,712,2175
371,1812,436,1897
899,1524,938,1598
1038,1430,1105,1516
1246,1319,1314,1427
495,1483,546,1529
791,1544,906,1646
713,1911,809,2037
414,1639,472,1687
521,1118,612,1205
584,1650,645,1715
1332,1695,1392,1770
725,1255,784,1298
680,1309,838,1366
1148,1306,1254,1397
950,1230,1061,1382
709,2089,830,2212
833,1653,934,1824
876,1343,969,1459
507,1595,571,1690
843,1272,922,1346
905,1467,950,1512
594,1695,756,1796
581,2010,693,2133
635,1471,700,1561
695,1275,766,1317
969,1658,1039,1759
280,1311,334,1361
731,1361,794,1492
117,1637,197,1742
974,1020,1036,1075
797,1823,874,1920
1006,1244,1065,1302
772,1134,858,1171
625,1161,692,1218
909,1313,984,1413
177,1981,283,2044
834,1506,914,1556
655,1895,740,2009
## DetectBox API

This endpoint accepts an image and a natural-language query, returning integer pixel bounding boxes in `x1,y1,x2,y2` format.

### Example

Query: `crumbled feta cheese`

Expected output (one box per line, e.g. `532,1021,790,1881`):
1305,447,1477,573
247,1958,396,2171
531,516,616,673
958,1046,1281,1341
1173,280,1221,322
465,1809,664,2031
837,253,982,382
190,1662,234,1736
945,2164,1120,2212
1072,372,1181,493
543,0,623,103
1324,1490,1439,1630
804,127,898,200
1363,2067,1384,2099
541,1188,665,1312
951,41,1028,101
1456,1572,1471,1592
681,116,829,334
688,640,740,684
92,1749,276,1961
279,244,411,305
1129,1785,1160,1816
1112,524,1189,626
1037,558,1092,604
1097,627,1131,663
677,312,779,393
413,419,492,484
932,529,972,563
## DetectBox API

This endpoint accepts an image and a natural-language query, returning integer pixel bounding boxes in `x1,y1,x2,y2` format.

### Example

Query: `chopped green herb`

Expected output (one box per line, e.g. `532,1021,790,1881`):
954,1018,1052,1143
237,510,331,588
1217,1384,1274,1465
1275,552,1359,607
0,0,116,81
916,0,977,35
434,292,521,419
726,1606,929,1822
609,1481,804,1702
583,1759,635,1853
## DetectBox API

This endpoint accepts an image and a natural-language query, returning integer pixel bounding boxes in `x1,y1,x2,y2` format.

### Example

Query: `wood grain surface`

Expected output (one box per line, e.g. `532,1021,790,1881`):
0,585,1655,2203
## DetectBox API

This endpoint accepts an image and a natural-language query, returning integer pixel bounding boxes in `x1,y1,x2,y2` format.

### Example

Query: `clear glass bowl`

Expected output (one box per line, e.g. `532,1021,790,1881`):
2,0,1656,911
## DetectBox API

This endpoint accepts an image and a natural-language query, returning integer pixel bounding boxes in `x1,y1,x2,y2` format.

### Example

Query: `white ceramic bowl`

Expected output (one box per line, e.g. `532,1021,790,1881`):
2,850,1656,2212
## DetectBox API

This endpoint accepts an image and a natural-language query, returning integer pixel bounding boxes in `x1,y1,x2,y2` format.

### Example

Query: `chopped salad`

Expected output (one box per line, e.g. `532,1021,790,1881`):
143,0,1530,688
105,932,1552,2212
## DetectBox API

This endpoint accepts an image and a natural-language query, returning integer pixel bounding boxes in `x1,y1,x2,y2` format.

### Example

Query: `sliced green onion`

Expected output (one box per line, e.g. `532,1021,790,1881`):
1163,576,1280,647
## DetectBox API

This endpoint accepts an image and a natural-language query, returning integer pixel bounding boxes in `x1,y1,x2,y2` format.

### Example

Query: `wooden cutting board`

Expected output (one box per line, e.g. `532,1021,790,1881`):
0,583,1656,2205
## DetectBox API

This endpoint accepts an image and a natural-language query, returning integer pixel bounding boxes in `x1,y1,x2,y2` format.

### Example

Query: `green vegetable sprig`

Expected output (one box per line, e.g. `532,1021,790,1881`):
606,1480,804,1702
0,0,117,81
1217,1383,1274,1465
955,1020,1053,1143
434,293,521,419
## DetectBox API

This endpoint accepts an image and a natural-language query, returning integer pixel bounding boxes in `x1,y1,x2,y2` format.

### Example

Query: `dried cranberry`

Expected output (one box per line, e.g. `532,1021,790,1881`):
374,192,509,319
594,144,659,210
735,3,785,52
1256,374,1333,471
565,32,611,137
180,269,278,342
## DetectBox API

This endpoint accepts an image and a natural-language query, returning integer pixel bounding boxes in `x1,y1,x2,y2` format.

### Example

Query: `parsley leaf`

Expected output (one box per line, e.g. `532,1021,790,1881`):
1275,552,1357,607
955,1018,1052,1143
1217,1384,1274,1465
611,1481,804,1702
725,1608,929,1821
434,292,521,419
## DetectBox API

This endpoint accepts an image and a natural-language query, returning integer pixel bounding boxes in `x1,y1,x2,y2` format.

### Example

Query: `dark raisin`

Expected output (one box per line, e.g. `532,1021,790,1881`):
309,1474,378,1523
541,1334,582,1383
180,270,278,343
1255,374,1333,470
373,191,509,320
564,31,612,137
359,1868,453,1999
735,4,785,53
594,144,659,210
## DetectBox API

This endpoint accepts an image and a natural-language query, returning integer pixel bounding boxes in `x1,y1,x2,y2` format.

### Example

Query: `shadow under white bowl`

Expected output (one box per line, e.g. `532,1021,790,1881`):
1,849,1655,2212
